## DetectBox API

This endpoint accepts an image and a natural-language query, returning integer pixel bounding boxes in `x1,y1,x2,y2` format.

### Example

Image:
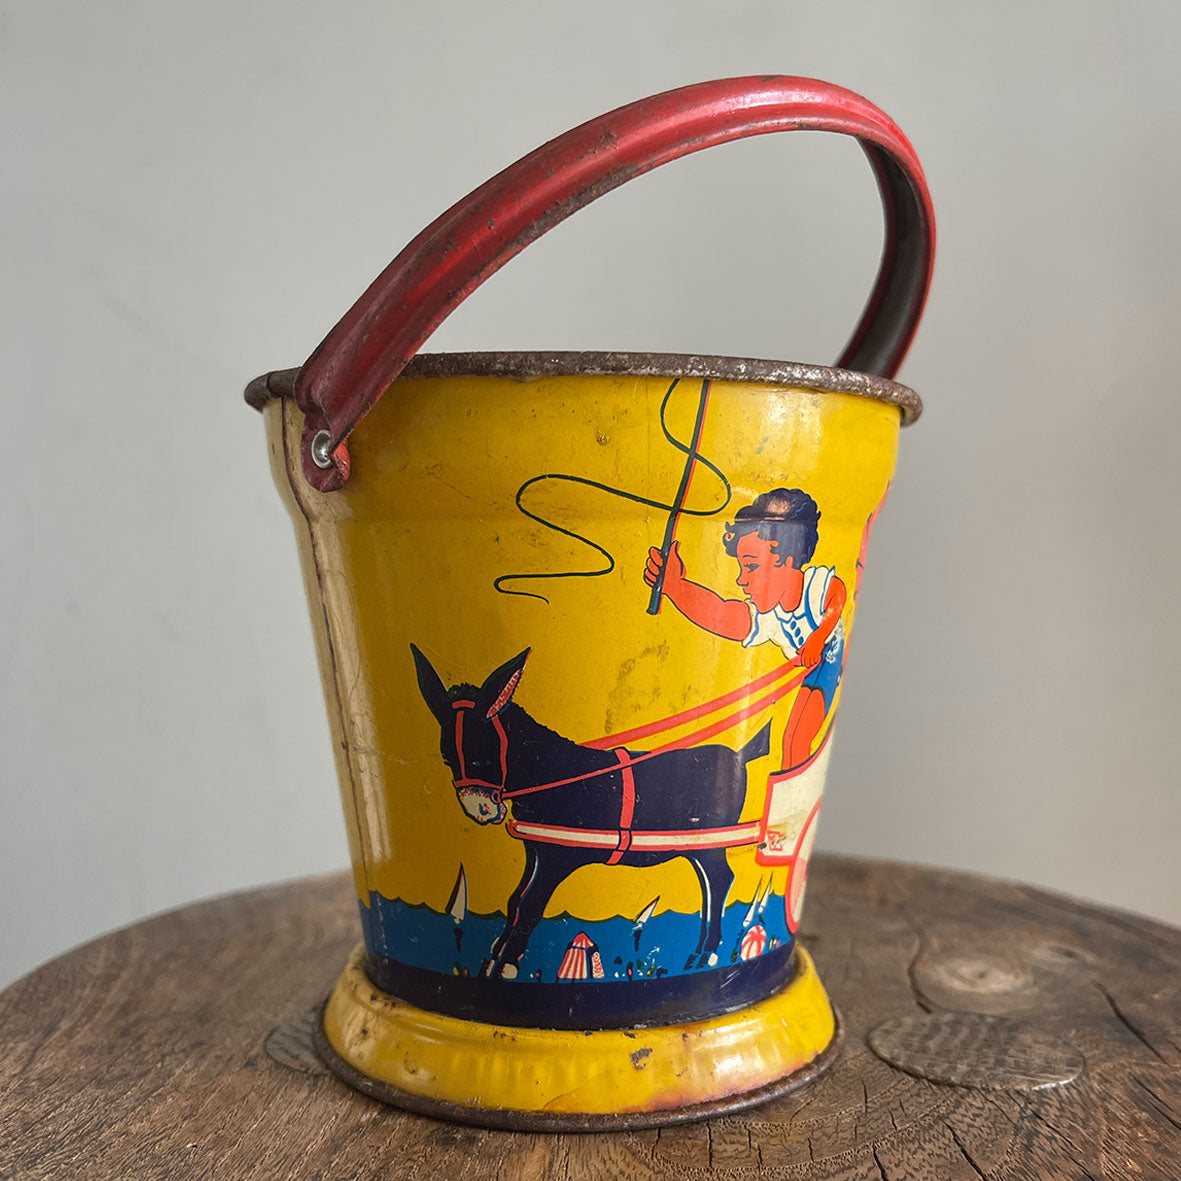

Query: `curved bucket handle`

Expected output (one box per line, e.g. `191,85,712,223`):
294,75,935,491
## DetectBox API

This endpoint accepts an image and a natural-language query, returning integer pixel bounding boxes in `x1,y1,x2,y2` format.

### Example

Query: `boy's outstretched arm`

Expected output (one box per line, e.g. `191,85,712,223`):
644,542,750,640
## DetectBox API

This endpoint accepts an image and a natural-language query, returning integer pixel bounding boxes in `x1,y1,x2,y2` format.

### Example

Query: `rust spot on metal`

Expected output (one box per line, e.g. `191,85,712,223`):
630,1047,653,1069
244,367,299,410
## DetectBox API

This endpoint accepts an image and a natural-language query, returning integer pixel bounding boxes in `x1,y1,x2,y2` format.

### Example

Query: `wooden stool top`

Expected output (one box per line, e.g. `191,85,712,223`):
2,856,1179,1178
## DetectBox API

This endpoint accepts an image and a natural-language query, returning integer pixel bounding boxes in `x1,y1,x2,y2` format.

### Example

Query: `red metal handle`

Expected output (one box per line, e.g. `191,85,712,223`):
295,76,935,491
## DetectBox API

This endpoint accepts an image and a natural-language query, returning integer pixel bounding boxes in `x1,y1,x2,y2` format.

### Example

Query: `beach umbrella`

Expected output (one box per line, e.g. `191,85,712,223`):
557,932,599,981
739,923,768,961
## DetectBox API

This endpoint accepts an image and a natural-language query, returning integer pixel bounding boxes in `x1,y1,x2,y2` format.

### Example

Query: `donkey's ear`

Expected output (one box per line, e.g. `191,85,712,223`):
411,644,450,722
478,648,530,719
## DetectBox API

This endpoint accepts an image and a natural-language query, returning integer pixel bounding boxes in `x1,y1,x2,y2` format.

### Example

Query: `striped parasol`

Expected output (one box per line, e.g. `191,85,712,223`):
739,923,768,961
557,932,600,981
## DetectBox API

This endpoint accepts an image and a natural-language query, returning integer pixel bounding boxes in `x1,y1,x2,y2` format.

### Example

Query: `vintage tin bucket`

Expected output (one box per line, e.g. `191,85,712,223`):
246,77,934,1130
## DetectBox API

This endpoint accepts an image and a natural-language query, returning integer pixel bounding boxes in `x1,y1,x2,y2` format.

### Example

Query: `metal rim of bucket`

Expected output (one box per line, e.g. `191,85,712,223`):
245,351,922,426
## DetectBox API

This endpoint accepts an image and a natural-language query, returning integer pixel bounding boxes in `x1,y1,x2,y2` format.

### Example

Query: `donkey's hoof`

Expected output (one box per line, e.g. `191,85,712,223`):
684,955,699,971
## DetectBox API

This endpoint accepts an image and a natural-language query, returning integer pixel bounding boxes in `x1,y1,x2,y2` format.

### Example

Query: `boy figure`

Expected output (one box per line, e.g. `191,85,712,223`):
644,488,846,771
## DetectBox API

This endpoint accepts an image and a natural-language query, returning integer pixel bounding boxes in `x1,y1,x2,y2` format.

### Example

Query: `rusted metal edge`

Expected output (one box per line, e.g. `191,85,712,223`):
310,999,843,1133
245,352,922,425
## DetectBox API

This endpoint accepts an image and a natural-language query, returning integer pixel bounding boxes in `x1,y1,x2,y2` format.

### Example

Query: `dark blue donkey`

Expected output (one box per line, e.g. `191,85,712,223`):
411,645,770,979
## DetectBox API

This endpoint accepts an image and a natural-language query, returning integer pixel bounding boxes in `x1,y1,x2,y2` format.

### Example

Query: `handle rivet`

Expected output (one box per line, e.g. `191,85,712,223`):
310,430,334,469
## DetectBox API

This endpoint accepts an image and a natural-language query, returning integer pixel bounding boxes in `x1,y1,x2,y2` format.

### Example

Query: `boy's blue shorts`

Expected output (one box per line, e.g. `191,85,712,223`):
802,635,844,709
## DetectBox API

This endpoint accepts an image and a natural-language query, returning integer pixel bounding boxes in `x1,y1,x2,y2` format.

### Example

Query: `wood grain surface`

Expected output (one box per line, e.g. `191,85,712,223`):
2,856,1179,1179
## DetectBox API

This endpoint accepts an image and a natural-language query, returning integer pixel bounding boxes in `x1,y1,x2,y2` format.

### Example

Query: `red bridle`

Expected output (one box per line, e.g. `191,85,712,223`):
450,697,635,861
450,699,509,799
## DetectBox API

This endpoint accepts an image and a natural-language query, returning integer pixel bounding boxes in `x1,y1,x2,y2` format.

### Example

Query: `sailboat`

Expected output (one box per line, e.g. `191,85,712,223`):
743,879,766,928
632,896,660,951
756,877,772,919
446,865,467,952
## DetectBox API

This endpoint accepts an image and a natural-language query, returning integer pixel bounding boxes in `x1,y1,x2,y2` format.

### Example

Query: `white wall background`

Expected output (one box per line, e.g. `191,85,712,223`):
3,0,1179,988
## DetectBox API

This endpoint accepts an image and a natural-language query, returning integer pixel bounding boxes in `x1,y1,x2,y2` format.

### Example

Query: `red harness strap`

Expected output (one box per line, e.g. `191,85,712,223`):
451,699,509,793
606,749,636,865
448,671,804,855
503,665,808,800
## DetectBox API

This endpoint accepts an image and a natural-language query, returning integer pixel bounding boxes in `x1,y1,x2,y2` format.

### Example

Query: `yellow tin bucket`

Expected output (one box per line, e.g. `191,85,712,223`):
246,77,934,1130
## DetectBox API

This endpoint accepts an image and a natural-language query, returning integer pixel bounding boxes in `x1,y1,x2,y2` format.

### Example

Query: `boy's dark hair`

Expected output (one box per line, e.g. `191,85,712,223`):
723,488,820,568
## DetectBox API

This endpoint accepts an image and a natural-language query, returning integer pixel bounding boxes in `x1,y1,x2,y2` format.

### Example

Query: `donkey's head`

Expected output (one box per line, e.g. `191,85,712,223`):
411,644,530,825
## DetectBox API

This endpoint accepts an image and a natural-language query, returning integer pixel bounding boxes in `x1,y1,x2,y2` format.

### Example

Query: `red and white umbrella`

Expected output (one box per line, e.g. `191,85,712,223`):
739,923,768,961
557,932,599,980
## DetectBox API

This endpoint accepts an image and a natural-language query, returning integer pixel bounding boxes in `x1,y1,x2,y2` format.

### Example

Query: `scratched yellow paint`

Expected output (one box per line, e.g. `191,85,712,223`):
265,371,898,921
322,942,837,1118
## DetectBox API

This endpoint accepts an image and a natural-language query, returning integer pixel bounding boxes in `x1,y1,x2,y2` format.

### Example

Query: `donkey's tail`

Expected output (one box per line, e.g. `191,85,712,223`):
738,719,773,764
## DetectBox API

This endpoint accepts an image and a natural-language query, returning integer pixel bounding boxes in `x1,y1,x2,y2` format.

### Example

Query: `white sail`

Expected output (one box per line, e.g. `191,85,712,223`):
633,896,660,928
744,879,765,927
757,878,772,917
447,865,467,923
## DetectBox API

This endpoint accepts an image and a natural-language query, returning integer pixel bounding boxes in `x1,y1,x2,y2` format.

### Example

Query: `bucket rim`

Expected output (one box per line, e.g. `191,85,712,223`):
245,351,921,426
